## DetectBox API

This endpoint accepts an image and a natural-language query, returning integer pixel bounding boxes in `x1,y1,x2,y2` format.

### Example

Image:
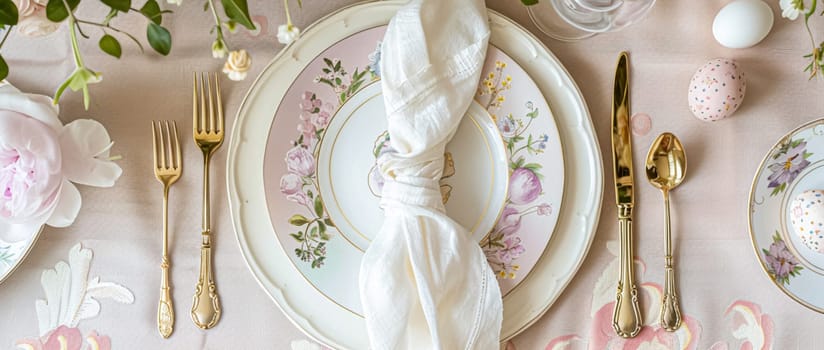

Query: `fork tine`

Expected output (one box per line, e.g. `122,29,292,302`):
152,121,159,169
200,72,208,132
172,121,181,169
193,72,199,134
214,73,223,133
207,72,215,133
158,120,167,169
163,121,173,170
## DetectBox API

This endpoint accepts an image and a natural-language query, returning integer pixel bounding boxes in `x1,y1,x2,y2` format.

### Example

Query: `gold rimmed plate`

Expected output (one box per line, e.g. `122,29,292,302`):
227,1,602,348
749,117,824,313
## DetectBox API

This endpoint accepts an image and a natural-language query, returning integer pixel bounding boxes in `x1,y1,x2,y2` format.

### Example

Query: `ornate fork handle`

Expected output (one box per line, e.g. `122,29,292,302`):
158,255,174,338
191,231,221,329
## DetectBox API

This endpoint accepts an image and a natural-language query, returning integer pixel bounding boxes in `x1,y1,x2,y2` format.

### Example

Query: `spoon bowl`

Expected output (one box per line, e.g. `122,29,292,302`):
645,132,687,332
645,132,686,192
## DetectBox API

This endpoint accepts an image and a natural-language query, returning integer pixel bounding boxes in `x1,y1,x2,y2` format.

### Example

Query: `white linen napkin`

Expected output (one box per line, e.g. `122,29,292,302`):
358,0,502,349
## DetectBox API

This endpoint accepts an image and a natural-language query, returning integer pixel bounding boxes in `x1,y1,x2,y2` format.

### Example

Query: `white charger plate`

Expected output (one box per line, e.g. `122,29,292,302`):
228,1,603,348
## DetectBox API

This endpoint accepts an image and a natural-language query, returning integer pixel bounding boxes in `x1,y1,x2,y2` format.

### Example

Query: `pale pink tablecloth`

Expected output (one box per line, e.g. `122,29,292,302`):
2,0,824,349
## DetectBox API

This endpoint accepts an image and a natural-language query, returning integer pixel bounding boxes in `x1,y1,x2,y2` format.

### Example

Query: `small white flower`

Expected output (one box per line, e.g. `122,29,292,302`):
211,40,227,59
780,0,805,20
222,50,252,81
166,0,182,6
277,24,300,44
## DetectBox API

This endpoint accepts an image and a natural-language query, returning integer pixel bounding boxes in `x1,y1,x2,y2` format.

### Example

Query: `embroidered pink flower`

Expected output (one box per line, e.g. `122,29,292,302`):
723,300,774,350
15,326,111,350
285,146,315,177
509,168,541,205
0,83,121,243
280,173,303,195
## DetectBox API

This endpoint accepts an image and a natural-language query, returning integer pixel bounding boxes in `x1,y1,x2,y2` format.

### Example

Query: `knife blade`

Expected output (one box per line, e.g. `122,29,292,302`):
611,51,643,339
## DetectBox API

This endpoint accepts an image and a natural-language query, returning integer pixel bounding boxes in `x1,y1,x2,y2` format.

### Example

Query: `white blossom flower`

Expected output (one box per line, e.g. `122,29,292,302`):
166,0,182,6
222,50,251,81
780,0,806,20
277,24,300,44
211,40,227,59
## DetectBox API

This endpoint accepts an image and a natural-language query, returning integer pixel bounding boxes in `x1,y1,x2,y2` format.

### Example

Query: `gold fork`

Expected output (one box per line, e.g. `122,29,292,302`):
152,120,182,338
191,72,223,329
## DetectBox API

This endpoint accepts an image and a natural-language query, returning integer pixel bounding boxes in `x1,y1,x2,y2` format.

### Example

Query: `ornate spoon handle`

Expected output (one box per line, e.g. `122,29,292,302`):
613,205,642,338
660,191,682,331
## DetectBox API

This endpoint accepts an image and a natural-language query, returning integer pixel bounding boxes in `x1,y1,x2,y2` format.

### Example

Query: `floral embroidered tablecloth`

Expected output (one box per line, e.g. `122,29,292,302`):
2,1,824,349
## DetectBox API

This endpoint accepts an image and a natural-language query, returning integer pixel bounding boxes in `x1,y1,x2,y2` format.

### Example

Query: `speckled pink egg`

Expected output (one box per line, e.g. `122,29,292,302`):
688,58,746,122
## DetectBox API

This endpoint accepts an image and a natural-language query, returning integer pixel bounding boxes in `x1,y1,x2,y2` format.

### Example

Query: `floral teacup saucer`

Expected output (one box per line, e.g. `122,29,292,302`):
750,118,824,312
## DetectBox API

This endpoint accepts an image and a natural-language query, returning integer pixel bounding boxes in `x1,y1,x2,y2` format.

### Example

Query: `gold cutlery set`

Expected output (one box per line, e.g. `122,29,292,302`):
151,72,224,338
611,52,687,337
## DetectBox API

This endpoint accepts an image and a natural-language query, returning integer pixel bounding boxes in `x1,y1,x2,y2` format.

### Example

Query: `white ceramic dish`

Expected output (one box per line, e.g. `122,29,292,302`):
227,1,603,348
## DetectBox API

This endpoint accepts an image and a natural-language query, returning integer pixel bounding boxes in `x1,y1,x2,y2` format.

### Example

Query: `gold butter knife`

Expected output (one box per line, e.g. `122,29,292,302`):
611,51,642,338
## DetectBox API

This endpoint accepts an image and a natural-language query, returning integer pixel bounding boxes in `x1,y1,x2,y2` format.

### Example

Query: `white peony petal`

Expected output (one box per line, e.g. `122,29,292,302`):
59,119,123,187
45,181,80,227
0,81,62,132
0,219,42,242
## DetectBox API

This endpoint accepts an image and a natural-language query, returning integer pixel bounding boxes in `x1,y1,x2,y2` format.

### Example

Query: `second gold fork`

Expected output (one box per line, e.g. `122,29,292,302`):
191,72,223,329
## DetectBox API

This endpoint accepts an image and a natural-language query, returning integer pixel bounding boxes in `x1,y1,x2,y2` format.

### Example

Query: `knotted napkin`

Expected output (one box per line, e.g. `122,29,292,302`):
358,0,502,349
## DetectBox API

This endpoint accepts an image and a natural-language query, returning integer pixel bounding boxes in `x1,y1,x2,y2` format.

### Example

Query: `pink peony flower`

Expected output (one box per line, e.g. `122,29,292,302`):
14,0,59,37
509,168,542,205
0,82,121,243
285,146,315,177
280,173,303,195
0,111,63,225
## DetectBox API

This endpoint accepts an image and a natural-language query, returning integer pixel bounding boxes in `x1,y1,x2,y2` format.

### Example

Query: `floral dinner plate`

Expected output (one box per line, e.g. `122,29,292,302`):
227,1,603,348
749,117,824,313
0,229,40,284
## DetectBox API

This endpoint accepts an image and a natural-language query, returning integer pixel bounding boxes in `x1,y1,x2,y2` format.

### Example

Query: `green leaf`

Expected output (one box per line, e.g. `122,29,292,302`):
309,226,318,238
99,34,122,58
0,55,7,81
140,0,162,25
220,0,255,30
288,214,309,226
0,0,18,26
46,0,80,22
146,22,171,55
102,0,130,12
289,232,303,242
323,218,335,227
521,0,539,5
314,196,324,217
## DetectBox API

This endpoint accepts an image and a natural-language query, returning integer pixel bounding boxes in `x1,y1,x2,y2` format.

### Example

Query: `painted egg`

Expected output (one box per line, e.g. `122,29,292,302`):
712,0,774,49
790,189,824,254
687,58,746,122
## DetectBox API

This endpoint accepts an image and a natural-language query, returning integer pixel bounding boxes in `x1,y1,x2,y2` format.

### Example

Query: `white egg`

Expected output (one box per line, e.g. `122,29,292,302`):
712,0,774,49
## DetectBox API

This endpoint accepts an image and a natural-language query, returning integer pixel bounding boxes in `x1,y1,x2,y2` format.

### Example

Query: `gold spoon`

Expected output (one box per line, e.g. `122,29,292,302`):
645,132,686,332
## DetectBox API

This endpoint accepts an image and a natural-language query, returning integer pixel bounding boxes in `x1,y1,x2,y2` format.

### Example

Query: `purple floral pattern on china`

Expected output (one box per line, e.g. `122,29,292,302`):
263,26,564,313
